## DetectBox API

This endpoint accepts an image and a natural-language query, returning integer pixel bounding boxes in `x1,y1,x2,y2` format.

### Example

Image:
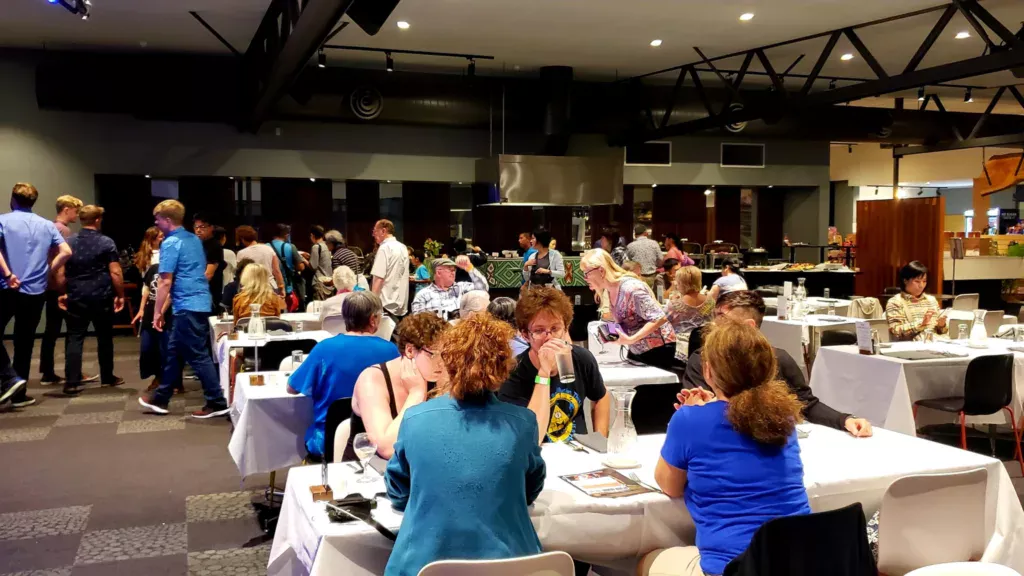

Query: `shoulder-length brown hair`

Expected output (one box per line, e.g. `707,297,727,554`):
701,320,803,445
436,314,516,401
134,227,162,273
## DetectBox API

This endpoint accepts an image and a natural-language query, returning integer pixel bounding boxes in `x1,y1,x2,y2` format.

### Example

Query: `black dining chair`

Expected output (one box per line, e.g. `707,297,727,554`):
323,398,354,463
241,339,317,373
234,316,294,333
687,326,706,359
723,502,877,576
913,354,1024,475
820,330,858,347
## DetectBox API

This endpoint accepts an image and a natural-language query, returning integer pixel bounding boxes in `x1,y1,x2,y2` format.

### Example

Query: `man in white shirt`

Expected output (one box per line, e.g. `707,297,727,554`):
234,225,284,295
369,219,409,321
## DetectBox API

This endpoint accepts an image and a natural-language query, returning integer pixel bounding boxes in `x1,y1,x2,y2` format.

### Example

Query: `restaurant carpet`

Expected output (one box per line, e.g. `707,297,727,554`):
0,336,1023,576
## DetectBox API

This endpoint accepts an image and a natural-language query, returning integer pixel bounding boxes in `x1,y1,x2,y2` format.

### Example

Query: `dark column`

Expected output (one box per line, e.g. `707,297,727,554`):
714,187,741,245
259,178,333,250
345,180,381,253
653,185,707,245
95,174,156,251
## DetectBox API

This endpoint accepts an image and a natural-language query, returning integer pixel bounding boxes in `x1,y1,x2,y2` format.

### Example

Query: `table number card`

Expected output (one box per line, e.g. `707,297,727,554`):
856,320,874,355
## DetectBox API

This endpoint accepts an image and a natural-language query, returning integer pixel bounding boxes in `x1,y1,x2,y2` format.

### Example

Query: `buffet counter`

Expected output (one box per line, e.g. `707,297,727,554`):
943,255,1024,281
480,256,586,289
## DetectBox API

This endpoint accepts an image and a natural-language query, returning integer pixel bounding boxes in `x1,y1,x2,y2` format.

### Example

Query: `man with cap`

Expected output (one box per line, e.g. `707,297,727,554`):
410,258,488,319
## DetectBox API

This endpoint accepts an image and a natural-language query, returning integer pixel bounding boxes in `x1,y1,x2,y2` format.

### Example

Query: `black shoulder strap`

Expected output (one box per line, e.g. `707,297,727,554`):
378,362,399,418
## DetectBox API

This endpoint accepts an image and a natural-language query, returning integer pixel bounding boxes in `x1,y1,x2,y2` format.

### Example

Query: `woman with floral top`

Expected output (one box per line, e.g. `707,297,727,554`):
581,248,676,371
664,266,715,361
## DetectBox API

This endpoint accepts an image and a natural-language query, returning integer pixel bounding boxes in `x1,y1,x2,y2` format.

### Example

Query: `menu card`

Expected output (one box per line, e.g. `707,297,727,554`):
560,468,655,499
856,320,874,354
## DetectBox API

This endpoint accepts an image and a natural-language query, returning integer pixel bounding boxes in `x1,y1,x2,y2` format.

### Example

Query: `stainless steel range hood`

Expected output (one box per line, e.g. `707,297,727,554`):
478,154,623,206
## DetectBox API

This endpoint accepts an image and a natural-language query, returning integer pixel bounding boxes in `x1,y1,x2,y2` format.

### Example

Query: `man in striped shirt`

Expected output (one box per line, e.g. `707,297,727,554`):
325,229,361,273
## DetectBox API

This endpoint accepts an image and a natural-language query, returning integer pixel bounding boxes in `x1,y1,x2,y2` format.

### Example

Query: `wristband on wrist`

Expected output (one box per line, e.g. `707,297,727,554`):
535,375,551,386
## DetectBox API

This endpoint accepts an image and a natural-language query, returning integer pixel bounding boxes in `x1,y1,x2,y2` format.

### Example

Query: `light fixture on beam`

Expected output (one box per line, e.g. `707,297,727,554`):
385,52,394,72
964,88,973,103
840,53,854,61
917,87,925,101
467,58,476,77
318,49,326,68
828,79,836,90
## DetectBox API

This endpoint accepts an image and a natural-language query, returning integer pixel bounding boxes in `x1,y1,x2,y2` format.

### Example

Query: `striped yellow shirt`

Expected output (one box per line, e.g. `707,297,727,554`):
885,292,947,341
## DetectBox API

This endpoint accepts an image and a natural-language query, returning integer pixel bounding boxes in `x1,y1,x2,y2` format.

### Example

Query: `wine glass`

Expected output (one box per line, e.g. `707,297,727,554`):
352,433,378,483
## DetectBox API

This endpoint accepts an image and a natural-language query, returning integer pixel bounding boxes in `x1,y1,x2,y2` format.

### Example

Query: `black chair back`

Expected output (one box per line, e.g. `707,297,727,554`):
243,339,317,372
883,286,901,295
820,330,858,347
765,306,778,317
724,502,876,576
687,326,706,358
963,354,1014,416
631,383,680,435
323,397,353,463
234,316,294,333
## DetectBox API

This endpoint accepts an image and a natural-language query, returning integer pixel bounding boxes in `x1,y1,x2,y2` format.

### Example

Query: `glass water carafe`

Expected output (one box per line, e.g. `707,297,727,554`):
968,309,988,347
607,389,638,454
247,304,266,340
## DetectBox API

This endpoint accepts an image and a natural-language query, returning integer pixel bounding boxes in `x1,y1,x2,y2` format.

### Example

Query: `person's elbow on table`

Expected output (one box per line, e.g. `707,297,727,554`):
654,457,686,498
844,417,873,437
286,384,300,395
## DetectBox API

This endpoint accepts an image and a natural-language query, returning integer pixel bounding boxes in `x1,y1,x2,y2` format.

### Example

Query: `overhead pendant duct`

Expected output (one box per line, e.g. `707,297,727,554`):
540,66,573,156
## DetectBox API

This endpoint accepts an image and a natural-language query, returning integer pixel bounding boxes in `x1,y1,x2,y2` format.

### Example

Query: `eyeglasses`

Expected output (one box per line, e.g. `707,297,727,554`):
528,327,565,339
418,348,436,358
582,268,601,279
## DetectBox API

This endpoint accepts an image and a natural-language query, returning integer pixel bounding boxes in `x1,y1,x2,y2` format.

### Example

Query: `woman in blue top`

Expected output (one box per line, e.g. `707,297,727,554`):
641,320,810,576
384,313,546,576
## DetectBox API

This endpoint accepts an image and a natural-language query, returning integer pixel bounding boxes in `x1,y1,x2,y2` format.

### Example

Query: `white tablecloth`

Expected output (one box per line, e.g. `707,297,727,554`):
809,340,1024,435
216,331,332,400
229,371,313,478
761,315,862,375
267,425,1024,576
764,297,851,317
209,313,324,349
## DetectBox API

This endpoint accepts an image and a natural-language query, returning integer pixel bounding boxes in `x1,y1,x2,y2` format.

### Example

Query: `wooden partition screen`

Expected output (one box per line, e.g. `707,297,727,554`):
402,182,451,251
345,180,381,253
855,197,945,298
653,185,707,245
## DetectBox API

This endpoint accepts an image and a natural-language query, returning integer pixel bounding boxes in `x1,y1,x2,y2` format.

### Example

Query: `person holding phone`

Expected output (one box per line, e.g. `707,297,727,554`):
498,287,609,444
886,261,948,342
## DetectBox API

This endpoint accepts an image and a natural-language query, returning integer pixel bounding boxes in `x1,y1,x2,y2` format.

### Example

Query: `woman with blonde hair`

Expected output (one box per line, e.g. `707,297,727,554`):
665,266,716,360
641,321,810,576
384,314,546,576
581,248,676,370
231,264,285,323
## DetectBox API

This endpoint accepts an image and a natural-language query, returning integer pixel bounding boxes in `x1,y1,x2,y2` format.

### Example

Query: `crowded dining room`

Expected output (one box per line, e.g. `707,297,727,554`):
4,0,1024,575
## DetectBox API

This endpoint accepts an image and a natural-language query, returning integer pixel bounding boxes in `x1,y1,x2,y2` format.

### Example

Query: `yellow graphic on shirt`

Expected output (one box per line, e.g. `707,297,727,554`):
547,389,581,443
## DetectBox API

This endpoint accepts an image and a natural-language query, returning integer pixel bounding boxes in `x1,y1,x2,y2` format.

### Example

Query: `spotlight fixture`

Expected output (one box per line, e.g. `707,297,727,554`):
964,88,973,103
918,189,924,196
310,178,316,182
652,183,657,188
467,58,476,77
874,187,878,196
396,21,410,29
229,177,234,180
317,49,326,68
739,13,755,21
955,31,970,39
829,79,837,90
917,87,925,101
768,185,774,189
840,53,854,61
848,144,853,153
650,39,663,47
385,52,394,72
145,174,151,179
704,187,714,196
51,0,90,18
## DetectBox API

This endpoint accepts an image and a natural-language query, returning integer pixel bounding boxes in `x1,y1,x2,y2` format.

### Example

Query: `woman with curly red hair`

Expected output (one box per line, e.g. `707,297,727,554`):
384,314,546,576
641,320,810,576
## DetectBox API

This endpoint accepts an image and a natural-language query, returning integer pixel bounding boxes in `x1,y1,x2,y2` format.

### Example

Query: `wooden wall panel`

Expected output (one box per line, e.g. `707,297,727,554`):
653,185,707,245
714,187,741,245
543,206,573,253
855,197,945,298
345,180,380,253
259,178,333,251
402,182,451,251
95,174,156,251
757,188,785,257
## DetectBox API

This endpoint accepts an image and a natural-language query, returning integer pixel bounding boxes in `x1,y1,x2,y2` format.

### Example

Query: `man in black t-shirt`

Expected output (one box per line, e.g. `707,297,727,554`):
497,287,609,443
193,213,225,313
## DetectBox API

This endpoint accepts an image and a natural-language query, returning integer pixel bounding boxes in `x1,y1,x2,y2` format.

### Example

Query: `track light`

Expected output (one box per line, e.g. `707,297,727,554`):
704,187,714,196
317,49,326,68
874,187,878,196
848,144,852,154
964,88,973,103
467,58,476,77
385,52,394,72
917,87,925,101
828,79,836,90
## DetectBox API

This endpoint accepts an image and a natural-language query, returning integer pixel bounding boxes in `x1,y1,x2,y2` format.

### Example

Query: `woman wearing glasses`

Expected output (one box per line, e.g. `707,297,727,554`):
581,249,677,371
498,287,609,444
348,313,451,460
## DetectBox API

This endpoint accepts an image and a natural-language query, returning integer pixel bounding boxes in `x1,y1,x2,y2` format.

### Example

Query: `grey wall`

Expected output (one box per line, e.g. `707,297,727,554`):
941,187,1017,215
833,180,856,235
783,189,822,244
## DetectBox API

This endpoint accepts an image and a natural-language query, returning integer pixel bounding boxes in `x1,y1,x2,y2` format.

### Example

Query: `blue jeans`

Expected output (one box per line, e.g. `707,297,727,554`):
155,311,225,408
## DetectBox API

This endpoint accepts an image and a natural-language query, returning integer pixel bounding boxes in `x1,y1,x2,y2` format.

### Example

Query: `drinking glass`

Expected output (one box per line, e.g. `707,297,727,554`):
827,302,836,317
291,350,303,373
555,348,576,383
823,288,831,300
295,320,304,333
958,323,968,341
352,433,377,483
1015,326,1024,343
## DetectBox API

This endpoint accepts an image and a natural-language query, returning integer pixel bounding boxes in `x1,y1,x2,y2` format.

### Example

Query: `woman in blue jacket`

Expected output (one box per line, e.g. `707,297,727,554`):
384,313,546,576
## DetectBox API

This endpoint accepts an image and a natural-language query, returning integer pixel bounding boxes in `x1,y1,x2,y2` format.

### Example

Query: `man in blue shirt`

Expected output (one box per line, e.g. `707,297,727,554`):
0,183,72,408
288,291,398,457
58,206,125,395
139,199,229,419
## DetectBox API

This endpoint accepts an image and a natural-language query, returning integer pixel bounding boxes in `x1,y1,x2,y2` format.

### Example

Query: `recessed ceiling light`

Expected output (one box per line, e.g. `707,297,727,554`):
840,53,854,61
310,178,316,182
955,31,970,39
652,183,658,188
397,21,410,29
145,174,151,179
650,39,663,47
739,13,755,21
